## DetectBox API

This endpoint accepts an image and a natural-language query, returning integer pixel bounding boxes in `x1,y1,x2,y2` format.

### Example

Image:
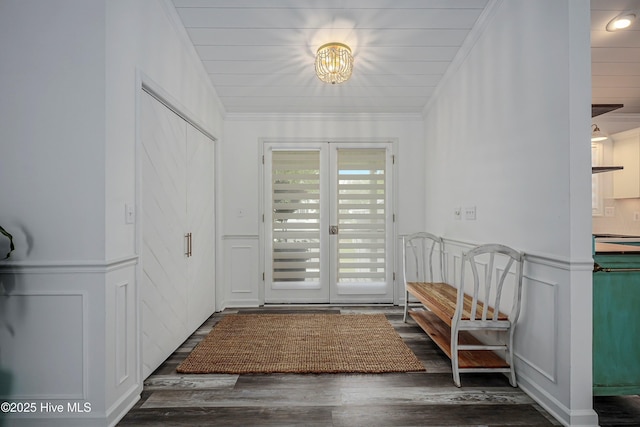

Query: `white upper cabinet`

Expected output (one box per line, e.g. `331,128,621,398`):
613,128,640,199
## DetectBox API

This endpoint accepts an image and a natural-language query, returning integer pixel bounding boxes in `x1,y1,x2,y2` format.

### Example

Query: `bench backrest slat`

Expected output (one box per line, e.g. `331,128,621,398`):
457,243,524,324
402,232,445,285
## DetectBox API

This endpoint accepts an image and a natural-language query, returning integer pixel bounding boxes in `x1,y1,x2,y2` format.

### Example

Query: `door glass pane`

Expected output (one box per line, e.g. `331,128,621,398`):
272,151,321,283
337,148,386,283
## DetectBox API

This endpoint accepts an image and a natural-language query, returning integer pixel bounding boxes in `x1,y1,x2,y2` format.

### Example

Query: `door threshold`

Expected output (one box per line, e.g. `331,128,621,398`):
261,303,397,307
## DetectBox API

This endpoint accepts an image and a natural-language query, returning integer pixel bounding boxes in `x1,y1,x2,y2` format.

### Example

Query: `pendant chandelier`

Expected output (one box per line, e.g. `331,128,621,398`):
315,42,353,84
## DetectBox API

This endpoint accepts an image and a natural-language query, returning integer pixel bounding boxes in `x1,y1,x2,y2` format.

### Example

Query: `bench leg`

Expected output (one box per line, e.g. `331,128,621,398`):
403,289,409,322
451,329,461,387
507,329,517,387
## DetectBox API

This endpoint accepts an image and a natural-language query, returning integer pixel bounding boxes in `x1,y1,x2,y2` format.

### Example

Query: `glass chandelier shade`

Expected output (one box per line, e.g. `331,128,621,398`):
315,42,353,84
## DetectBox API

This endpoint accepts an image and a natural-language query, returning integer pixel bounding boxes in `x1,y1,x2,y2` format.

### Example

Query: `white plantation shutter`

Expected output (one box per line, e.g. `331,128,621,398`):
272,151,321,282
336,148,386,283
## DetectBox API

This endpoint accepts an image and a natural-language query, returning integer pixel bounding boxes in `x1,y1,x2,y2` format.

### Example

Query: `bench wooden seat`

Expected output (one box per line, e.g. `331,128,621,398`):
402,232,524,387
406,281,508,327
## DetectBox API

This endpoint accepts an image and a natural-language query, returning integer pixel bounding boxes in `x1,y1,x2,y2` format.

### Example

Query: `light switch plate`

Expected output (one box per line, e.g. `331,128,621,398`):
604,207,615,217
454,207,462,220
125,204,135,224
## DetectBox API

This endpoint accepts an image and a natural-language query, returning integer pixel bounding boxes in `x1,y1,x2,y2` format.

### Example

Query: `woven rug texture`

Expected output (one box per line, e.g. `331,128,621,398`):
176,313,425,374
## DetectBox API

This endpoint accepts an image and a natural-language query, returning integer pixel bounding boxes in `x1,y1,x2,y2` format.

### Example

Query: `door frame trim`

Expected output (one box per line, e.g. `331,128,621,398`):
258,137,399,305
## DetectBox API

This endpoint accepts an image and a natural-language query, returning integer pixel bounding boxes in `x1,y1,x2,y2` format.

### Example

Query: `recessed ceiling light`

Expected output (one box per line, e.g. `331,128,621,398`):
606,11,636,31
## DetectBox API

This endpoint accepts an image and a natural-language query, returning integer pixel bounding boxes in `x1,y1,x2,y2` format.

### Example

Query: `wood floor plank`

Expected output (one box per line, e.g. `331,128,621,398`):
117,305,637,426
140,388,342,408
118,407,334,426
339,386,535,406
332,404,554,426
593,395,640,426
143,374,238,390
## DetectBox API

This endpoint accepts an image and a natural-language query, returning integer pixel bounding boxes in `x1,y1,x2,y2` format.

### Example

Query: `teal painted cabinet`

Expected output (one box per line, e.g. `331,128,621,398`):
593,252,640,396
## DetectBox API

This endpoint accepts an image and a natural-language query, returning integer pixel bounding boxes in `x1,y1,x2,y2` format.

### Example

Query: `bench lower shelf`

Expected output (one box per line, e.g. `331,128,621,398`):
409,309,509,370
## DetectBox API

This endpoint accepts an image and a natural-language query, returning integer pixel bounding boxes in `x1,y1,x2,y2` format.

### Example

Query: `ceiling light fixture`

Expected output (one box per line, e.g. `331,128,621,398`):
606,11,637,31
315,42,353,84
592,124,608,142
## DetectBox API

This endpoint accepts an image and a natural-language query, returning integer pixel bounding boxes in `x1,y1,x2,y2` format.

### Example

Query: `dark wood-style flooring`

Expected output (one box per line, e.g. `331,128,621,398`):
118,306,640,426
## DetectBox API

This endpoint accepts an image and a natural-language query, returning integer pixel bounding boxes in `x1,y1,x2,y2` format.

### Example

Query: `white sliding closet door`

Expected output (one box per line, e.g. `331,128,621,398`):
186,124,215,332
140,90,215,378
140,92,188,378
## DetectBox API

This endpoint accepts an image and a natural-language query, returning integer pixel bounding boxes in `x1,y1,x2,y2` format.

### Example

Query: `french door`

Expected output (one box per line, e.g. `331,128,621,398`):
264,142,394,303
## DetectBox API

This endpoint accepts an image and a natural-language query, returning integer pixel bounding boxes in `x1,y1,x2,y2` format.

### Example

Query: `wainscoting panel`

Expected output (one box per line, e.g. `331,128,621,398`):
106,260,140,426
223,236,260,307
439,239,597,425
116,281,129,385
441,240,560,382
515,275,558,382
0,291,86,399
0,256,141,426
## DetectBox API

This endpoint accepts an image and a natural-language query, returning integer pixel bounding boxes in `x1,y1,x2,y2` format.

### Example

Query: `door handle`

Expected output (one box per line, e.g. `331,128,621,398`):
185,232,192,257
329,225,339,235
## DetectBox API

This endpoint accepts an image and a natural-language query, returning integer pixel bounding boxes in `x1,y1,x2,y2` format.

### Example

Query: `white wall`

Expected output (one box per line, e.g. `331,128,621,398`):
0,1,224,426
0,0,106,261
105,0,224,260
423,1,595,425
221,114,425,307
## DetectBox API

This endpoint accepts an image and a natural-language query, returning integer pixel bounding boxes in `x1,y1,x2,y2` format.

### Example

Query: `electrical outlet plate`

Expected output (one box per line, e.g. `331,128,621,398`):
464,206,476,220
604,207,615,217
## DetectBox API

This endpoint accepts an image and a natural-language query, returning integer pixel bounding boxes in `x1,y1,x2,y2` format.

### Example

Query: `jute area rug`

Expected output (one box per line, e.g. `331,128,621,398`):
176,313,425,374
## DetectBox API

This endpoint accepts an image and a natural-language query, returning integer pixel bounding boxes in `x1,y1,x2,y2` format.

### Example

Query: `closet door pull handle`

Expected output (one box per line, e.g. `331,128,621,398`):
188,233,193,257
185,233,192,257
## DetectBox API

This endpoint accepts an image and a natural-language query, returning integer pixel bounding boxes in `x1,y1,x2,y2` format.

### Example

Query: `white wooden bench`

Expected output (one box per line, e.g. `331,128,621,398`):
402,232,524,387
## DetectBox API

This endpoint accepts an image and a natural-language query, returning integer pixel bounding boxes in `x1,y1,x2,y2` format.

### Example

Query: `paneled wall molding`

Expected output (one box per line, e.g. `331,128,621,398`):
514,274,560,383
442,237,594,271
516,351,557,384
0,255,138,274
222,234,259,240
0,289,89,401
523,251,593,272
223,237,260,308
442,238,563,385
223,298,262,308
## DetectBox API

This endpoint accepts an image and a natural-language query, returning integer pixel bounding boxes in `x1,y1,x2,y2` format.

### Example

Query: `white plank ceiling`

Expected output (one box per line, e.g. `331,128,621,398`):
591,0,640,115
172,0,640,115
